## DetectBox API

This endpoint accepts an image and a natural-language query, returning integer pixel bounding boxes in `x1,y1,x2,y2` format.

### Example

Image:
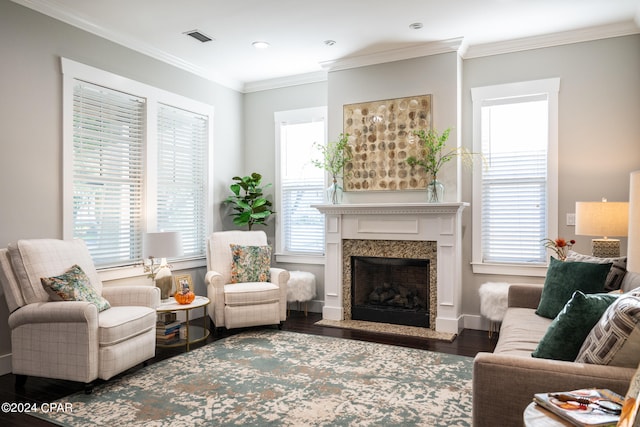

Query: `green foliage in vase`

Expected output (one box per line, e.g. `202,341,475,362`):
406,128,461,181
311,133,352,181
225,172,273,230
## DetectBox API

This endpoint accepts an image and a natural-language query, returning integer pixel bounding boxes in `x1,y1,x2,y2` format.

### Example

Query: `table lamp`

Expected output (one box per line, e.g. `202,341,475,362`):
575,199,629,258
143,231,183,300
628,171,640,273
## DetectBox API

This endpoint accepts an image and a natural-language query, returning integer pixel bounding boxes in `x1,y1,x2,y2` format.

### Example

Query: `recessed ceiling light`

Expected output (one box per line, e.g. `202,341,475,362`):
184,29,214,43
409,22,423,30
252,41,270,49
324,40,336,46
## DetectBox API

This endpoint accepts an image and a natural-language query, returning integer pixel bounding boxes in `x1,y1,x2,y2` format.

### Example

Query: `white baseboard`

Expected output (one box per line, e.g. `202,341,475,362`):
463,314,490,331
0,352,12,376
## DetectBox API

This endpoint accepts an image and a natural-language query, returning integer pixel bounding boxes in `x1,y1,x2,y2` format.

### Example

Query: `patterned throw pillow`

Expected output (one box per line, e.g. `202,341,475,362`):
229,244,272,283
41,264,111,312
575,295,640,368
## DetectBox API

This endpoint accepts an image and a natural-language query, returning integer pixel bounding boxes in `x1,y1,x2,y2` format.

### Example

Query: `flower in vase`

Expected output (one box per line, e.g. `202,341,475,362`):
542,237,576,261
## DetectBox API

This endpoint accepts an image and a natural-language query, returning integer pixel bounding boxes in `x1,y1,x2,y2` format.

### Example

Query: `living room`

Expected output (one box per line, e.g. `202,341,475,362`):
1,0,640,425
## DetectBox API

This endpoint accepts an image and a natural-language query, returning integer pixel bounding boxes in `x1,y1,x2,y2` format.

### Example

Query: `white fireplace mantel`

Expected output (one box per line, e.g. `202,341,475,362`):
313,202,468,334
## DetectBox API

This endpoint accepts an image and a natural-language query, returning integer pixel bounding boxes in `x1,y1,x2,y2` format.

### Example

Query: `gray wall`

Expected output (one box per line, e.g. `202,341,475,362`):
241,35,640,328
0,1,243,366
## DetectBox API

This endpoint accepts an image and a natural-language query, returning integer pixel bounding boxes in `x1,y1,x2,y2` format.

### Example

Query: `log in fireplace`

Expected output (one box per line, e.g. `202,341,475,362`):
350,256,430,328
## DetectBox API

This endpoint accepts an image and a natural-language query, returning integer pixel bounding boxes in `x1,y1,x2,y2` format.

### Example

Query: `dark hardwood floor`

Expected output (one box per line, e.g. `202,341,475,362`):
0,311,497,426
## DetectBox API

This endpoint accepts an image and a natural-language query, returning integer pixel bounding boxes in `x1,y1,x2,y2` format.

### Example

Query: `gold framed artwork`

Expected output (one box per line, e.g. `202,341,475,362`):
343,94,432,191
174,274,193,294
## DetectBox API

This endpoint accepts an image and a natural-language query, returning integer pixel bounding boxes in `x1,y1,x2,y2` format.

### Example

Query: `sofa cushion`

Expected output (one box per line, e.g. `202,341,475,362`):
566,250,627,291
576,295,640,368
229,244,271,283
98,306,156,346
536,257,612,319
41,264,111,312
494,308,552,357
532,291,618,361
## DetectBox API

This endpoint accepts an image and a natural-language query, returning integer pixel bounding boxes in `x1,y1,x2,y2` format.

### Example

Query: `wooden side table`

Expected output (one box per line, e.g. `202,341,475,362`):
156,295,210,351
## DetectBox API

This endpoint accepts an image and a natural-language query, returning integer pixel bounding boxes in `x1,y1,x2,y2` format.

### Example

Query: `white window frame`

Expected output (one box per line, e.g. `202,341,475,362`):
62,58,214,277
471,78,560,276
274,106,327,264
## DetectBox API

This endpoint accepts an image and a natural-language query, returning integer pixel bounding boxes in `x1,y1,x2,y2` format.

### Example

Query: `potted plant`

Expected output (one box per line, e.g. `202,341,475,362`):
225,172,273,230
406,127,472,202
311,133,352,204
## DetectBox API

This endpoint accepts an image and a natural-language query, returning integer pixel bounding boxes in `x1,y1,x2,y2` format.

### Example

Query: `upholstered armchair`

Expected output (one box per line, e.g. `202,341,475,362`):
205,230,289,330
0,239,160,392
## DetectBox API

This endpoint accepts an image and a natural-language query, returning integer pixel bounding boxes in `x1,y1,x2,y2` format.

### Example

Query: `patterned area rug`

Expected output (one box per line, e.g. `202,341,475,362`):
32,330,473,426
315,319,457,342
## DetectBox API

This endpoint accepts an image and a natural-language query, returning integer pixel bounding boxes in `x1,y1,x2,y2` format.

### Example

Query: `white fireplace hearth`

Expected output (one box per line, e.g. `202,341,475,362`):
313,203,468,334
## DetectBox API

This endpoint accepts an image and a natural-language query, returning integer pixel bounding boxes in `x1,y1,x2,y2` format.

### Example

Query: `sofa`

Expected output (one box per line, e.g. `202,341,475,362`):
472,265,640,427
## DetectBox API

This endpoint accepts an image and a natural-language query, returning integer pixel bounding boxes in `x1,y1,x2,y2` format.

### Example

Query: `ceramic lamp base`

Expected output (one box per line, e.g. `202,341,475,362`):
591,239,620,258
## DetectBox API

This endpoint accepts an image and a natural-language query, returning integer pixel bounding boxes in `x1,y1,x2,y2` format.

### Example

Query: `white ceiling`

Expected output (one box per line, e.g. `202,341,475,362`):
13,0,640,91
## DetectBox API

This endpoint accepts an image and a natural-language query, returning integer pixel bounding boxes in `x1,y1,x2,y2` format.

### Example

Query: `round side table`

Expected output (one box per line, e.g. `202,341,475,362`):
523,402,572,427
156,295,210,351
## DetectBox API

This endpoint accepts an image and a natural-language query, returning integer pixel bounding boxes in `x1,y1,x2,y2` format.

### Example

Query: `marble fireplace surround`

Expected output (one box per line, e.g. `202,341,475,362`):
313,203,468,334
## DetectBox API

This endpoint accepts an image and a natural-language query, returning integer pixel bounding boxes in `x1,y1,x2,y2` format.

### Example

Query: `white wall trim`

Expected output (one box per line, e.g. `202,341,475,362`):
0,352,11,376
243,71,328,93
465,20,640,59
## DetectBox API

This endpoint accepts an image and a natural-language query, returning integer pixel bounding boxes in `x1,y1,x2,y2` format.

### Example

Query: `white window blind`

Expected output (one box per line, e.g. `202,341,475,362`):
72,80,146,266
275,109,326,258
157,104,209,258
481,98,549,264
472,78,560,275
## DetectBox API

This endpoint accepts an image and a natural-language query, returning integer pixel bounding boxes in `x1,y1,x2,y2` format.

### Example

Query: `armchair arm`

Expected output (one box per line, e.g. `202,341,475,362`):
206,270,225,327
270,268,290,287
102,285,160,309
507,283,544,309
472,352,634,427
8,301,99,329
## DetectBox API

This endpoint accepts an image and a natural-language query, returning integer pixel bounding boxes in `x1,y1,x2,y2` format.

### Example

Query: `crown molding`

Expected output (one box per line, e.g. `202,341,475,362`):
11,0,244,91
243,70,328,93
320,37,465,73
464,20,640,59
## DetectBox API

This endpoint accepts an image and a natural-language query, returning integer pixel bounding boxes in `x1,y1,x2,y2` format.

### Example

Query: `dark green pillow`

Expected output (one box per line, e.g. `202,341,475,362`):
536,257,612,319
532,291,618,361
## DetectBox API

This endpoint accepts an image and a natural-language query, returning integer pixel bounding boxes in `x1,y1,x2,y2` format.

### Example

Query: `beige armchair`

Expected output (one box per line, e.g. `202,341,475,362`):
205,230,289,330
0,239,160,393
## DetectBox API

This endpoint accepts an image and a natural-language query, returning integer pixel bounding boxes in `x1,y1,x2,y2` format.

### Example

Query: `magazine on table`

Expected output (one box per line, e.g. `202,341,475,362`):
533,388,624,427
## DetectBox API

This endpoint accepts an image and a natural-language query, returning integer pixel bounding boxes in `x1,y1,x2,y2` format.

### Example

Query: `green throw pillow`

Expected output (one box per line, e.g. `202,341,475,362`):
229,244,272,283
41,264,111,312
535,257,612,319
532,291,618,361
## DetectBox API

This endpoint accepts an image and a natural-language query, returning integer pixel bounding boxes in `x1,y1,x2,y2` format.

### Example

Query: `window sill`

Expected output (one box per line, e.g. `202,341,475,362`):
97,258,207,282
471,262,548,277
275,253,325,265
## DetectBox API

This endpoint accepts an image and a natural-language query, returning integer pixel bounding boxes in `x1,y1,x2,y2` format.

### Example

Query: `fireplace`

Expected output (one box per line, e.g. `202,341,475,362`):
313,202,468,334
351,256,430,327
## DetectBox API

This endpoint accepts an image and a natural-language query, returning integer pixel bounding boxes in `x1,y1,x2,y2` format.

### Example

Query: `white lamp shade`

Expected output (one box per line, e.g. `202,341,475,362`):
143,231,183,259
629,171,640,273
575,201,629,237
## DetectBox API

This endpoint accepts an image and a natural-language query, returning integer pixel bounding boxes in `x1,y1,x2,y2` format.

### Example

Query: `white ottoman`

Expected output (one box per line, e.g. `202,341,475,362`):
286,271,316,316
479,282,510,338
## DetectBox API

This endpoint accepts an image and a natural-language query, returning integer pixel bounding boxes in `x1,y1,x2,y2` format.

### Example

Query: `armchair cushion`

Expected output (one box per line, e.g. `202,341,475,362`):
230,244,271,283
41,264,111,312
98,306,156,346
224,282,280,305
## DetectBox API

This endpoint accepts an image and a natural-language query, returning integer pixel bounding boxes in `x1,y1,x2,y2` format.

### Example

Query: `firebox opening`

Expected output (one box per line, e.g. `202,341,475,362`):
351,256,429,328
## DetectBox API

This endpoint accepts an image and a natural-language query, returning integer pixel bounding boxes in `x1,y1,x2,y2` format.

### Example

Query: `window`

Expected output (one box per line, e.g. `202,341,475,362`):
62,58,213,269
471,78,560,276
275,107,327,263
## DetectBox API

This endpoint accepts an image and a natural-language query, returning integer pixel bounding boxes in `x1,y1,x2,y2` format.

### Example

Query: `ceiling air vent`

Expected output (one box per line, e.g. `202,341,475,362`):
184,30,214,43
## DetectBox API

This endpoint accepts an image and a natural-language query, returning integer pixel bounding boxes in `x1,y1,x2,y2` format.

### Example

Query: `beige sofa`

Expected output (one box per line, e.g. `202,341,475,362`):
472,271,640,427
